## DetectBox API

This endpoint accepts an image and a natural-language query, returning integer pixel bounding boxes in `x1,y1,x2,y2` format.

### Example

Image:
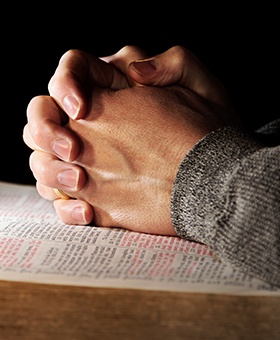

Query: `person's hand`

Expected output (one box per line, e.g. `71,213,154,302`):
23,46,241,227
24,46,239,160
27,84,228,235
23,47,150,224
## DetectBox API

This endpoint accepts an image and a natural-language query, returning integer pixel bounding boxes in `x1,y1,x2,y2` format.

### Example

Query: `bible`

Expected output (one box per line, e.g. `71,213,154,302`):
0,180,279,296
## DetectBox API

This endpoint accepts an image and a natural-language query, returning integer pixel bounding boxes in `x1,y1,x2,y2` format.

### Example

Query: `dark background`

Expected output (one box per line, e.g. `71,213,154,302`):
1,9,279,185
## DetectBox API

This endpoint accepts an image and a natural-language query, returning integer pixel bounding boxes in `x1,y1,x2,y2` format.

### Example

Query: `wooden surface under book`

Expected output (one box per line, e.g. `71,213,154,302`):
0,280,280,340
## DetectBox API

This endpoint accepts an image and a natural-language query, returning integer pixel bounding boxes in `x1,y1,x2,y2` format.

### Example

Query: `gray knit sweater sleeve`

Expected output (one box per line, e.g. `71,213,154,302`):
171,124,280,287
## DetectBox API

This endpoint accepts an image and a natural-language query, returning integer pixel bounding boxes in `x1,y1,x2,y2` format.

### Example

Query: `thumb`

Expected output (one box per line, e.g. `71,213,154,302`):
128,46,230,107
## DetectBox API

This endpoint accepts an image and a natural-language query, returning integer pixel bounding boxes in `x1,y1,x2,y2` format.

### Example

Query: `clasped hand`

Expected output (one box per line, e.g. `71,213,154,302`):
23,46,240,235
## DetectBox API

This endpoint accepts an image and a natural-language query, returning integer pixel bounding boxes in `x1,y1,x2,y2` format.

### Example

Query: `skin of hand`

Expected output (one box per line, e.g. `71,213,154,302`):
24,47,148,224
27,83,231,235
23,46,241,228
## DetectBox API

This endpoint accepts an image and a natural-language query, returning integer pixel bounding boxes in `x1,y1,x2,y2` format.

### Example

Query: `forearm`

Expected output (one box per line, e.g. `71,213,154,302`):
171,126,280,287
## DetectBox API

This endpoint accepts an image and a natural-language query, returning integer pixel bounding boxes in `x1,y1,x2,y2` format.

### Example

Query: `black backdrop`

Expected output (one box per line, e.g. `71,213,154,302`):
2,11,279,185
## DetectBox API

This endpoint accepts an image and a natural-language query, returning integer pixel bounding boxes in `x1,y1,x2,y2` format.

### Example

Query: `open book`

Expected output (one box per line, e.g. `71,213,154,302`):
0,181,279,296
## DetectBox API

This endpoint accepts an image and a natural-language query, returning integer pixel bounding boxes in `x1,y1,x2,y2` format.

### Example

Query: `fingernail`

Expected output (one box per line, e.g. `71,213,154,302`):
52,139,71,161
57,169,78,189
72,206,87,223
63,95,80,119
130,59,158,76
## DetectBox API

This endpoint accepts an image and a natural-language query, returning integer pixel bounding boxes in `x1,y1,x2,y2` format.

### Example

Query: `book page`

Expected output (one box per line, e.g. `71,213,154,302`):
0,181,279,295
